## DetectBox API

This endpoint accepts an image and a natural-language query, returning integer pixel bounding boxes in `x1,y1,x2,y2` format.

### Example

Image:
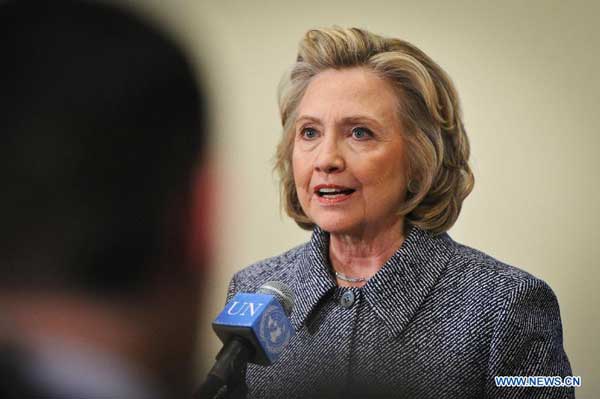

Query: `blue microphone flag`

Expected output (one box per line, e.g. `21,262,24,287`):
212,292,294,365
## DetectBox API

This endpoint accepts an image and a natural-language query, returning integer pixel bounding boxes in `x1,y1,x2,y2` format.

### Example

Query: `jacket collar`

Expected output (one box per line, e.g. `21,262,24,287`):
291,227,335,331
291,225,455,338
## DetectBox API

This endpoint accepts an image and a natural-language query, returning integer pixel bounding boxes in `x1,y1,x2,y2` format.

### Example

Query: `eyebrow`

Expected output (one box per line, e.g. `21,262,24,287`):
295,115,384,130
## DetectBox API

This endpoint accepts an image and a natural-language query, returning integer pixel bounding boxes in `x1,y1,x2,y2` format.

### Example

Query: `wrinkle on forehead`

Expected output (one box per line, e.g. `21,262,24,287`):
296,67,401,131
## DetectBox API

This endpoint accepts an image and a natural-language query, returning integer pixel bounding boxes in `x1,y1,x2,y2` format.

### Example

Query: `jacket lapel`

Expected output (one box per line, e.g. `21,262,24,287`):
290,226,455,338
362,227,455,338
290,228,335,332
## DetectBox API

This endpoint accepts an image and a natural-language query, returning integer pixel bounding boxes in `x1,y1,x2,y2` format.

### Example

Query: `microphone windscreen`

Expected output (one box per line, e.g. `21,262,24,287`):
257,281,294,317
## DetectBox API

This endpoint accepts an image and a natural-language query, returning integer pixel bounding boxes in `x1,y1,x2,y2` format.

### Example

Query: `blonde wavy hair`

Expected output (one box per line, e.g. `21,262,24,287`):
275,27,474,235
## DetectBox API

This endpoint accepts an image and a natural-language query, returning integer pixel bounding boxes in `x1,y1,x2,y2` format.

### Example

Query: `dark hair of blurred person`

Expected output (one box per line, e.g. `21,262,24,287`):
0,1,211,398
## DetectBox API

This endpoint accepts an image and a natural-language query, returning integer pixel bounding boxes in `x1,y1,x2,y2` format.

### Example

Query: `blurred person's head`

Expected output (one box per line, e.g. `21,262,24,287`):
0,0,210,396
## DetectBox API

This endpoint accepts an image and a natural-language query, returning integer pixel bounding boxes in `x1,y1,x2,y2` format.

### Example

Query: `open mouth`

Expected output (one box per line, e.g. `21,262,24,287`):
315,187,356,198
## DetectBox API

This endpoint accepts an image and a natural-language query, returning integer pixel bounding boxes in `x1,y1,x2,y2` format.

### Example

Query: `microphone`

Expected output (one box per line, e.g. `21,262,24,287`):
195,281,294,399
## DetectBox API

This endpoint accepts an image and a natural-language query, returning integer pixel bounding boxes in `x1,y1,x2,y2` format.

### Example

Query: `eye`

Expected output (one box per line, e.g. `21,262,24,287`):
301,127,319,140
351,126,373,140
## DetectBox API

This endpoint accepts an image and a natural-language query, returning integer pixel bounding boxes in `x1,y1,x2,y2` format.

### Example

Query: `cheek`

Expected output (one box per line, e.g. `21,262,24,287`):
359,152,408,198
292,150,311,196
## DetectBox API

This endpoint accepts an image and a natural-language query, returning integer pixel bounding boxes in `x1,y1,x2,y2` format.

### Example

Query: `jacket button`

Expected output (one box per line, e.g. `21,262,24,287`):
340,291,355,308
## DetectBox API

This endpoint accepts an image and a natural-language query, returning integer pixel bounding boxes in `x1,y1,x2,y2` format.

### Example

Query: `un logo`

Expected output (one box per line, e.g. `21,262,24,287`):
259,304,291,354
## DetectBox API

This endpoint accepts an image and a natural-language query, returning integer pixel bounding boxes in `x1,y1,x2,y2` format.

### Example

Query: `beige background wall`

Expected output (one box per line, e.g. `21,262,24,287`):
127,0,598,396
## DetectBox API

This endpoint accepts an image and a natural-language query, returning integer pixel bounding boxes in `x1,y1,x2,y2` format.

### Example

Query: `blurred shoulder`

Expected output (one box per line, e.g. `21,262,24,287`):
227,243,307,295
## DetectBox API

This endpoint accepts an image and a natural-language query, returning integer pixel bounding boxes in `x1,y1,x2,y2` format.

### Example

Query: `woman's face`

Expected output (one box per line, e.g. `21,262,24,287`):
292,67,408,236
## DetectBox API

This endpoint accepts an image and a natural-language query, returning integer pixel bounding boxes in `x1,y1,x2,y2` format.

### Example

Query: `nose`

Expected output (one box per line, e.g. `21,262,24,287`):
314,135,344,174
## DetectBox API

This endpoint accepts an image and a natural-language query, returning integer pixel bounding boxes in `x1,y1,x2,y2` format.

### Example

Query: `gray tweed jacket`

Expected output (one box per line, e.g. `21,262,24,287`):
225,226,574,398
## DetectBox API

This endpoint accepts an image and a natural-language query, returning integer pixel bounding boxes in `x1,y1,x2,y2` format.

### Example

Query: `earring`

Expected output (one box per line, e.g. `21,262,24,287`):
407,179,419,192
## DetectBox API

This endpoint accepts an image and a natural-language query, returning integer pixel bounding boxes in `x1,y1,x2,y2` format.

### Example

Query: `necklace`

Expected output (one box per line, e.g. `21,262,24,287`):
335,271,368,283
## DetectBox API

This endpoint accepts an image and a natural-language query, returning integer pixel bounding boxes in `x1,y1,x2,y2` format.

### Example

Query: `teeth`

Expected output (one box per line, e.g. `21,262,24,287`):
319,188,342,193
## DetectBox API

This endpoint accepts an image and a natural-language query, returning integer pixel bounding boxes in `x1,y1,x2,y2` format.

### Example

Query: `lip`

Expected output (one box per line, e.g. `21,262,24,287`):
313,184,356,205
313,184,354,192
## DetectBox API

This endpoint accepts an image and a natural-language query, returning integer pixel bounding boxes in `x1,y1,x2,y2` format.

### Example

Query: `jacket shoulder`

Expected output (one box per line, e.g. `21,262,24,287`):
227,243,307,296
439,238,565,324
448,240,548,291
448,242,576,392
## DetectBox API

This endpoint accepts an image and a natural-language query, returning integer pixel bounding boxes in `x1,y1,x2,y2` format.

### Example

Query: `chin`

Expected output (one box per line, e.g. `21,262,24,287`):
313,216,359,235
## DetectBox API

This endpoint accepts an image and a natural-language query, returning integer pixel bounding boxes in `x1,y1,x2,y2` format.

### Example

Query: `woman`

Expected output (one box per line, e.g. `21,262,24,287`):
225,27,573,398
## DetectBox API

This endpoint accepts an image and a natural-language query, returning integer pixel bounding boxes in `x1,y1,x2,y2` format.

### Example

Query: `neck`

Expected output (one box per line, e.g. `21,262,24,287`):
329,218,406,287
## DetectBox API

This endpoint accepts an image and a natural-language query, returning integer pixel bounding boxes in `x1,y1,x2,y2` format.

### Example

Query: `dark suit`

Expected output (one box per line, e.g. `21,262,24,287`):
226,226,574,398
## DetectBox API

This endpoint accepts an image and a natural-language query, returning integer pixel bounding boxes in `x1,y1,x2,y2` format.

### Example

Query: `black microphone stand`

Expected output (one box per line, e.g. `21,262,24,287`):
194,336,253,399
